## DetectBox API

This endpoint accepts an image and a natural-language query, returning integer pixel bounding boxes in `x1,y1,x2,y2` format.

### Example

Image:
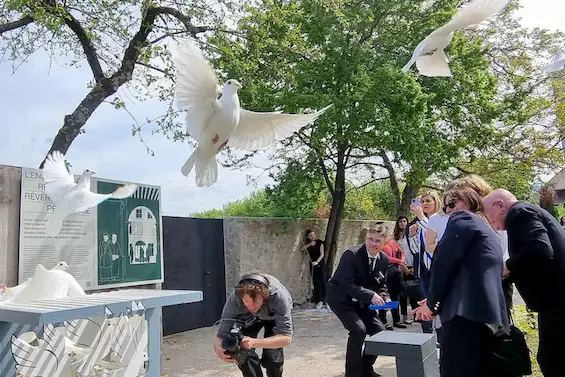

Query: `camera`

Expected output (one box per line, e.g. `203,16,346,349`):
221,316,257,364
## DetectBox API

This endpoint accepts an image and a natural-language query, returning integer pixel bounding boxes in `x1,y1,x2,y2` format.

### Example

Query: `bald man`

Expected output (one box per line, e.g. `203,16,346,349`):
483,189,565,377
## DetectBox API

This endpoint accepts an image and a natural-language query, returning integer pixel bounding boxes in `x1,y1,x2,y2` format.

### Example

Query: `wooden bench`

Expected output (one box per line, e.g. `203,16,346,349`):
364,331,439,377
0,289,203,377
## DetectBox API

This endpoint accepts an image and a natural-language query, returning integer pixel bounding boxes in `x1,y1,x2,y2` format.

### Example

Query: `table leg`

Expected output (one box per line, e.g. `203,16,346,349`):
146,307,162,377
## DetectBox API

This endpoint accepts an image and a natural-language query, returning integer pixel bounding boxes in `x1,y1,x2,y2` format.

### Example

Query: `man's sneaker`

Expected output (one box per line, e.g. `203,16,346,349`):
393,322,407,329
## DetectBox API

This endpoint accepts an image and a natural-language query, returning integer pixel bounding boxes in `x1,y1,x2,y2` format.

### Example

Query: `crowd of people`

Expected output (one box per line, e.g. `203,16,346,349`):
212,174,565,377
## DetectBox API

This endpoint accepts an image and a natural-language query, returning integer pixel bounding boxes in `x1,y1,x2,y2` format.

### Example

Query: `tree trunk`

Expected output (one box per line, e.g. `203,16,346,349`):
324,149,347,278
398,183,421,217
39,84,117,168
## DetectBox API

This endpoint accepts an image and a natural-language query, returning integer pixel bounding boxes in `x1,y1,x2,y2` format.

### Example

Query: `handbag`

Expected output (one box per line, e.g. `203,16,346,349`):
486,313,532,376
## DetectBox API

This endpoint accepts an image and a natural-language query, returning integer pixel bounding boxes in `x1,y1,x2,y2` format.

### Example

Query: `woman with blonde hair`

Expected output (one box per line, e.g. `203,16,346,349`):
413,185,509,377
406,190,442,334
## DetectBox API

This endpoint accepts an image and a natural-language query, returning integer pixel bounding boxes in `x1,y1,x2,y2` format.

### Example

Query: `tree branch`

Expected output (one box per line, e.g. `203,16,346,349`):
296,132,334,196
0,15,34,35
61,10,107,84
136,61,174,80
346,176,390,193
380,150,401,211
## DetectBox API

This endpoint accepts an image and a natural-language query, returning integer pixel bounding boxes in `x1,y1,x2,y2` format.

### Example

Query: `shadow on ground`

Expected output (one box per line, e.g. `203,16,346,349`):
161,309,409,377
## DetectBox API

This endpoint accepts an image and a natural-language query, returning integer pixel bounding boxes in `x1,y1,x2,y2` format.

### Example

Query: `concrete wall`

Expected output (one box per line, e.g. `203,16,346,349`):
223,218,395,305
0,166,21,287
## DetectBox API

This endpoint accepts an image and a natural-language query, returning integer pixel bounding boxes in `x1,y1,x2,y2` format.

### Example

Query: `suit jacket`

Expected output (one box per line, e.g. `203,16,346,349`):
505,201,565,312
327,244,390,307
427,210,508,327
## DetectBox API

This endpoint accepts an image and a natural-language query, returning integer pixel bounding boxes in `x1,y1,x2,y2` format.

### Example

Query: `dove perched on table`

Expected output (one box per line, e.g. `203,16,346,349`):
173,40,332,187
1,261,73,303
544,50,565,74
6,264,85,304
402,0,510,77
41,151,137,237
11,324,73,377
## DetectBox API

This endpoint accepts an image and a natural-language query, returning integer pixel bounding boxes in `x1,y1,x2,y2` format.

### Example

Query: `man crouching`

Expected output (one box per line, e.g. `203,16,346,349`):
214,273,294,377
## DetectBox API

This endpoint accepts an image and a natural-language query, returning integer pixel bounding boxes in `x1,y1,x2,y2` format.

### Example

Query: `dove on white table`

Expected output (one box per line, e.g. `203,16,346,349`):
544,50,565,74
173,40,332,187
1,261,73,302
11,324,73,377
42,151,137,236
402,0,510,77
6,264,85,304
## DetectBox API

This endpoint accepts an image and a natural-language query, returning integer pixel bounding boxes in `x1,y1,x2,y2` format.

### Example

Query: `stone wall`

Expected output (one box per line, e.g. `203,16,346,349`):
223,218,395,305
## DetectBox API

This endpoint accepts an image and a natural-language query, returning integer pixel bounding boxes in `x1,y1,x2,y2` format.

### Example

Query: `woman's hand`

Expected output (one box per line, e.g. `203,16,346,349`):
408,223,419,237
409,204,425,220
312,261,319,266
399,264,410,274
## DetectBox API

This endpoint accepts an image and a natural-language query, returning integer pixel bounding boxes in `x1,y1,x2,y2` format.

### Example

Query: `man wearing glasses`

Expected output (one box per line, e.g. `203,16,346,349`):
326,224,391,377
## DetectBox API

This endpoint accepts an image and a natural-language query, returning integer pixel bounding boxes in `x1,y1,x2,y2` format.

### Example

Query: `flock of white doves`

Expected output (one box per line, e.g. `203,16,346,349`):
33,0,564,240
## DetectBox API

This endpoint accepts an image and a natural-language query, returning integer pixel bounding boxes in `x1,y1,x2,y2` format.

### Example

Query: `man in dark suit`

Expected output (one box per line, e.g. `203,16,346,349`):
327,224,390,377
484,189,565,377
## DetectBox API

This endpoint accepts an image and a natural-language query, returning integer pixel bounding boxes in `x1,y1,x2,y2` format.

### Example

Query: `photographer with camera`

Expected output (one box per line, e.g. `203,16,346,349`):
214,273,294,377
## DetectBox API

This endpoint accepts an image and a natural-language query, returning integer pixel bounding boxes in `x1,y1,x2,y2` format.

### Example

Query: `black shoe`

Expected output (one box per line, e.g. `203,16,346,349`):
385,324,393,330
393,322,407,329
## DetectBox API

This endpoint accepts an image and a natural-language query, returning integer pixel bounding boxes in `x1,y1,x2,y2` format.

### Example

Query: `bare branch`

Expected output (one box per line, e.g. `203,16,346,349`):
0,15,34,36
136,61,174,80
61,10,107,84
346,176,390,193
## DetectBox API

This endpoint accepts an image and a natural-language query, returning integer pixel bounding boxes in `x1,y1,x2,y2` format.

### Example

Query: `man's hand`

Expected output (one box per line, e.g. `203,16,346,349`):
214,340,236,363
241,336,257,350
371,293,385,306
412,304,434,321
502,264,510,279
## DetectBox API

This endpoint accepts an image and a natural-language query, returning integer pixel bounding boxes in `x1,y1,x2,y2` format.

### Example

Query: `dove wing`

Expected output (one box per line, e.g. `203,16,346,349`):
42,151,76,202
70,190,111,213
434,0,510,35
402,39,429,72
228,105,332,151
11,324,65,377
173,40,221,142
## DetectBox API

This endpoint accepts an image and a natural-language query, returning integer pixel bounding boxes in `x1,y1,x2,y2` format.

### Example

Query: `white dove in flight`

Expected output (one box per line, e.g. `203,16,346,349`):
402,0,510,77
173,40,332,187
11,324,73,377
41,151,137,236
544,50,565,74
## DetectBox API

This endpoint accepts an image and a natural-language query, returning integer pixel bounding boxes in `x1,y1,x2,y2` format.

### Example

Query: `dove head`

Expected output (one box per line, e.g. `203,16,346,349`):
82,169,96,177
223,79,243,93
53,261,70,272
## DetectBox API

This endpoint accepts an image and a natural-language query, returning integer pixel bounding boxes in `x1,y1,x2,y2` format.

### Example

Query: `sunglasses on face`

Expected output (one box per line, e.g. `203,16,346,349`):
443,199,456,213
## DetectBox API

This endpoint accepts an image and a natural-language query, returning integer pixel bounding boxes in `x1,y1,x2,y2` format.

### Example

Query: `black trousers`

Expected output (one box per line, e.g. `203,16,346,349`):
399,271,419,316
502,278,513,319
328,300,386,377
537,311,563,377
440,316,493,377
311,263,328,303
239,320,284,377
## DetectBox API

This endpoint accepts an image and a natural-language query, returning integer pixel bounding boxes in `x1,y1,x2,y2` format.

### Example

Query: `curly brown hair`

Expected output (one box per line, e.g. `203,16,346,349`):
235,273,270,301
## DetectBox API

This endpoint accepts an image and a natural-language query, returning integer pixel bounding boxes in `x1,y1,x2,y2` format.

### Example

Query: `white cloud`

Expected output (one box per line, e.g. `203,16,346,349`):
0,0,561,215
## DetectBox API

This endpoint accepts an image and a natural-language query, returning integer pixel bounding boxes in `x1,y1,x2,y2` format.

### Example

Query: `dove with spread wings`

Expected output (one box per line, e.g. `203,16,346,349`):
41,151,137,237
11,324,73,377
173,40,332,187
544,50,565,74
402,0,510,77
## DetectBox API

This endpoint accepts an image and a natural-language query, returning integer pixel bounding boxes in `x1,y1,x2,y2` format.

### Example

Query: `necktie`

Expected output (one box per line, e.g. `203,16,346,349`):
369,257,376,273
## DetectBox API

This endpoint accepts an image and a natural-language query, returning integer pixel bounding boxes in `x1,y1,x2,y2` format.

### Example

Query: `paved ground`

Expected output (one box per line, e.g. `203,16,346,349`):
161,309,413,377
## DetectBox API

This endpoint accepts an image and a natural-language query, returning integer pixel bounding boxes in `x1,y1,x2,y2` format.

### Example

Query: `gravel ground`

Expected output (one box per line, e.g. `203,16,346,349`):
161,309,416,377
161,290,524,377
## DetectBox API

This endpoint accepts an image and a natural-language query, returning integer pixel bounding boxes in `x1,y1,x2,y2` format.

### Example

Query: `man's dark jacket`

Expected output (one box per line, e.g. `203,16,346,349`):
505,201,565,312
327,244,389,306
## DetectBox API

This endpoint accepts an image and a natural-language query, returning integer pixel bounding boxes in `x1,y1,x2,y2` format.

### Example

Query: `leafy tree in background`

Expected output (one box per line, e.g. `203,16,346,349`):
0,0,228,165
205,0,564,274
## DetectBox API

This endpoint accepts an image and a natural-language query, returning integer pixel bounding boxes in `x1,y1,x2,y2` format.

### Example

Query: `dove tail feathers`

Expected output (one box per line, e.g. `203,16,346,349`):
195,157,218,187
111,183,137,199
46,210,67,237
181,150,199,177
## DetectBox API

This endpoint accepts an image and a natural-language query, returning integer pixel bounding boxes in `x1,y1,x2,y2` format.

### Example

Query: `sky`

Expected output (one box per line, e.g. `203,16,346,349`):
0,0,563,217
